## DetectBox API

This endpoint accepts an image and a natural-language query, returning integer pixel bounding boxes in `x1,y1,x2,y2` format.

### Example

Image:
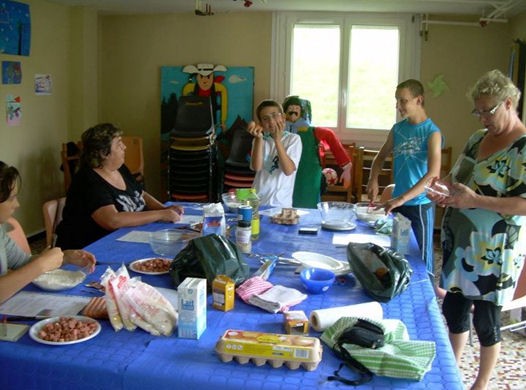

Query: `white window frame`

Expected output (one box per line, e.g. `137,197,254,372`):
271,12,421,148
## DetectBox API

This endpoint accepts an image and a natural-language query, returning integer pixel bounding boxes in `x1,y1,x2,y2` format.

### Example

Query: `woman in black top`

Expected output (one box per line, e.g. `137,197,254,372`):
56,123,184,249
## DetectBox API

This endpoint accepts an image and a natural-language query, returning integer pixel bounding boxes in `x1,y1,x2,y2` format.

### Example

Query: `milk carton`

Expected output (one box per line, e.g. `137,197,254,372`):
391,212,411,254
177,277,207,339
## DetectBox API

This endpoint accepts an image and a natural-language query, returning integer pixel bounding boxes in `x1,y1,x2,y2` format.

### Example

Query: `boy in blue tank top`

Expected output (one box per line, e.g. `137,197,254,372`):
367,79,444,296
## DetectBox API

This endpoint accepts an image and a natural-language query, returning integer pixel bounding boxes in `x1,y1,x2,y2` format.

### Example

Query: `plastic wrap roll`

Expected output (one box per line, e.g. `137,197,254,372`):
309,302,383,332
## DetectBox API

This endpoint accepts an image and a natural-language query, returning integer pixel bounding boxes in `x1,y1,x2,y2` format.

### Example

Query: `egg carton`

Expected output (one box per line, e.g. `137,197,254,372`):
271,208,299,225
215,329,322,371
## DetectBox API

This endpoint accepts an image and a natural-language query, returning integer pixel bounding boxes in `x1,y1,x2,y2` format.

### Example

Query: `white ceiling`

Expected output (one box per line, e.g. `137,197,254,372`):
46,0,526,19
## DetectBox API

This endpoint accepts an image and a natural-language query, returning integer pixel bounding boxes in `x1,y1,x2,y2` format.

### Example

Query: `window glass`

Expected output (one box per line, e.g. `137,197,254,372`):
291,25,340,127
347,26,399,129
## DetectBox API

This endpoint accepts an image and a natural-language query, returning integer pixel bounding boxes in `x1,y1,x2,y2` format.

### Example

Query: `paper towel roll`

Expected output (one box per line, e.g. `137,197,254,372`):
309,302,383,332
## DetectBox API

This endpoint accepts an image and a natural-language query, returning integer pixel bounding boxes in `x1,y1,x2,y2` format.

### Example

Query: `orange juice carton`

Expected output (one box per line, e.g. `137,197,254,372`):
215,329,322,371
212,275,235,311
284,310,309,335
177,277,206,339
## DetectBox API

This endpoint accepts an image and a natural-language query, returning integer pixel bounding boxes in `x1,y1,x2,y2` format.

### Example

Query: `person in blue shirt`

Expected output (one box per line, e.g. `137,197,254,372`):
367,79,443,294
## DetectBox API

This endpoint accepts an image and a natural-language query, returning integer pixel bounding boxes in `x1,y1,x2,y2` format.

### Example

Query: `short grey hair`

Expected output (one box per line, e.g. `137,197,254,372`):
468,69,521,109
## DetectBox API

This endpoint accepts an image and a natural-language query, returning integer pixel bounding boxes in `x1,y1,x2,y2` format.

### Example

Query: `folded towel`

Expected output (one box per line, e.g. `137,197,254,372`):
248,285,307,313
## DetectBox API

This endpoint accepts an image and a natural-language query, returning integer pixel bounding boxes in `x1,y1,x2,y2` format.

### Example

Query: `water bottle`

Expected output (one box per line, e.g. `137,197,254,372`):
247,188,260,240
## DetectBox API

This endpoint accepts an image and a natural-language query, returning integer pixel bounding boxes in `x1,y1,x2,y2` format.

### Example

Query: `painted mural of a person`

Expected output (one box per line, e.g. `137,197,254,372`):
182,63,228,132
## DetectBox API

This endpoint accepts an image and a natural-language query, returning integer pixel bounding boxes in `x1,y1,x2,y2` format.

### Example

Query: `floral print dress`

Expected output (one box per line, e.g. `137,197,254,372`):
441,129,526,306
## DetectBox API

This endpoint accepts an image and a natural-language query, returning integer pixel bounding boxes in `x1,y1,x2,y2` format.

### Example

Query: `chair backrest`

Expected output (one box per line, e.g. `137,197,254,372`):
61,141,82,193
6,217,31,254
42,197,66,247
173,95,214,135
354,146,393,202
122,135,145,183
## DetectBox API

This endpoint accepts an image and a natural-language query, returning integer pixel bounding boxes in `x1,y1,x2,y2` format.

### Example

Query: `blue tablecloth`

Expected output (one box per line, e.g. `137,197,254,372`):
0,204,463,389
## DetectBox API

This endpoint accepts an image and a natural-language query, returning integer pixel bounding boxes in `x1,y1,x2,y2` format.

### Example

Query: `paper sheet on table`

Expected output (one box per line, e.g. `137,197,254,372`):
117,216,203,243
332,233,391,247
259,208,310,217
0,291,91,318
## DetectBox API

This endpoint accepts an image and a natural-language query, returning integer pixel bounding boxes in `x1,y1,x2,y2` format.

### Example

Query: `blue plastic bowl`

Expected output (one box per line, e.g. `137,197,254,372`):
300,267,336,294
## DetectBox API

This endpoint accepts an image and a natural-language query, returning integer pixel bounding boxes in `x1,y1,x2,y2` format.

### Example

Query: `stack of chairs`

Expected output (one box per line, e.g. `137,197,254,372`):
169,96,219,202
222,118,255,191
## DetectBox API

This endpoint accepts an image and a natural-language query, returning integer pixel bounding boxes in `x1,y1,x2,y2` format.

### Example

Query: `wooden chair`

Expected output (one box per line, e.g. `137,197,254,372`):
6,217,31,254
501,262,526,332
122,135,145,185
321,143,356,203
61,141,82,193
61,135,145,192
354,146,394,203
42,197,66,247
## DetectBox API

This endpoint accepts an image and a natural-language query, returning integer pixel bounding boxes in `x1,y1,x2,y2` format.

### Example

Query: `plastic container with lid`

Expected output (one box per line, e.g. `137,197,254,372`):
236,188,260,240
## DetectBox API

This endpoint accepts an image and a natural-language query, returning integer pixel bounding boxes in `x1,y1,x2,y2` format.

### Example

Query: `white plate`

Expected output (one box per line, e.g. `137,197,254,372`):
291,251,351,276
321,221,357,231
32,269,86,291
30,316,101,346
129,257,172,275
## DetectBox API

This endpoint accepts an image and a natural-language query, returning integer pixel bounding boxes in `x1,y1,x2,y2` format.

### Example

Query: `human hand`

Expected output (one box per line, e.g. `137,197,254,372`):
166,205,184,216
160,208,184,223
247,121,264,138
63,249,97,273
269,114,286,140
36,247,64,273
367,179,379,202
438,182,475,209
339,163,352,188
383,196,404,214
425,177,452,206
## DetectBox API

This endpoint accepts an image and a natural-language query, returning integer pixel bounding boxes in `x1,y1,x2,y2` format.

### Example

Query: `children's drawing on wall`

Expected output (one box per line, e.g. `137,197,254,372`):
34,74,52,95
160,64,254,198
2,61,21,84
0,0,31,56
6,95,21,126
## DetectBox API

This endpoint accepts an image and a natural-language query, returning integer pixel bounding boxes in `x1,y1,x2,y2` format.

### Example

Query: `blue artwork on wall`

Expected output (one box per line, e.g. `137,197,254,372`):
2,60,21,83
0,0,31,56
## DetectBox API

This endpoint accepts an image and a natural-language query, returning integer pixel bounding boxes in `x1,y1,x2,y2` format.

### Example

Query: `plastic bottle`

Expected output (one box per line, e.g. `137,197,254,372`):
247,188,260,240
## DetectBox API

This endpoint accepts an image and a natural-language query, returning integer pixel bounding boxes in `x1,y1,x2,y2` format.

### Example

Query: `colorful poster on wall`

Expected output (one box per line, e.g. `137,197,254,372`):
34,74,52,95
0,0,31,56
6,95,21,125
160,64,254,198
2,61,21,84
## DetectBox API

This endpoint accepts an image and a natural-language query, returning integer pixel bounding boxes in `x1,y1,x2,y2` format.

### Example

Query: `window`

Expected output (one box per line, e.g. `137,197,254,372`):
272,12,420,145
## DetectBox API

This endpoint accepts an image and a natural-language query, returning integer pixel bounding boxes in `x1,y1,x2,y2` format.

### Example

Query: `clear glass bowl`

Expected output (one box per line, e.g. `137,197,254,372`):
148,229,192,258
317,201,357,226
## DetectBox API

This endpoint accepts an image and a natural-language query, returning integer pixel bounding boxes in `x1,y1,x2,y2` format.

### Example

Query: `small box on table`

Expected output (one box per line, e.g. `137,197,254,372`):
177,277,207,339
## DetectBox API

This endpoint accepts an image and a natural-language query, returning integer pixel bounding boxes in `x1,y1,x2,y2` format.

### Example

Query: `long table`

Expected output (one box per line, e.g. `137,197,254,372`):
0,204,463,389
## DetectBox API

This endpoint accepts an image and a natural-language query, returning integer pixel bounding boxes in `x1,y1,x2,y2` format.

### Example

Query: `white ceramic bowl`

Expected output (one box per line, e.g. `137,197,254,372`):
355,202,386,223
148,229,192,258
317,201,356,226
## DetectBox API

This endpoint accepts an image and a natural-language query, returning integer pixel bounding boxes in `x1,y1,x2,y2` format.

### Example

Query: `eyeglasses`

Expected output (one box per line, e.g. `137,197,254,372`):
261,112,282,122
471,102,502,118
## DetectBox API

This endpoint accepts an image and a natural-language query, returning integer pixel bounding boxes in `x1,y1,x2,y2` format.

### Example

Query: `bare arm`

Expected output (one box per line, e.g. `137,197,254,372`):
0,248,63,304
384,131,442,213
91,196,182,230
248,121,264,171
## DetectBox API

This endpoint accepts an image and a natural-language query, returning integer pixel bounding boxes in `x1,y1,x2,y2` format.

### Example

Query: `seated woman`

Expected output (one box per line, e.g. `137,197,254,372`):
56,123,184,249
0,161,96,304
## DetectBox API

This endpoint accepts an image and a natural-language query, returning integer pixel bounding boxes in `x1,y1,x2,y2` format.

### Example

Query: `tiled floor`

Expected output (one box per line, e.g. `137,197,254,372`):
29,236,526,388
